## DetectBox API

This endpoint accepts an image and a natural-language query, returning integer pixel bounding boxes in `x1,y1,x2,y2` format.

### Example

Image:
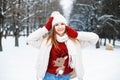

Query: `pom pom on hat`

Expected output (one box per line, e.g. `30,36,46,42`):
51,11,68,27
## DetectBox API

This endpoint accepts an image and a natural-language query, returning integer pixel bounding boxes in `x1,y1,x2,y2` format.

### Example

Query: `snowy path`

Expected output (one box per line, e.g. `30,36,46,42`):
0,37,120,80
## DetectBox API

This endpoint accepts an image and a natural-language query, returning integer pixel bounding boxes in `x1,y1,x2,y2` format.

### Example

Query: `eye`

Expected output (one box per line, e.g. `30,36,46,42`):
61,23,65,25
55,24,58,26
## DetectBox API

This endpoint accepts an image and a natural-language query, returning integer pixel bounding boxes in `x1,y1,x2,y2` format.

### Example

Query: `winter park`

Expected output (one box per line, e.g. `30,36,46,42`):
0,0,120,80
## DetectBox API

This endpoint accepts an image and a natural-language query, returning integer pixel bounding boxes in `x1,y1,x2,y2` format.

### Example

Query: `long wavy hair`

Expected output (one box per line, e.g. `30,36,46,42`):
45,26,79,49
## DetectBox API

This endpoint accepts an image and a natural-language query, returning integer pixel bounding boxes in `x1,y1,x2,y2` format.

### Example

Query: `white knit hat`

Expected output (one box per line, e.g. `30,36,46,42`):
50,11,68,27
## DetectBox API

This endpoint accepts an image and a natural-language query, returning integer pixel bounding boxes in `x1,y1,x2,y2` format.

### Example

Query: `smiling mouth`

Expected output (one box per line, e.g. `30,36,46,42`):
57,28,64,31
58,30,63,31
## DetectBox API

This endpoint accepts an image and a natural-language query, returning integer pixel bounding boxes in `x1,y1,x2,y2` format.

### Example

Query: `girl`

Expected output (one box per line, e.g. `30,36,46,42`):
26,11,99,80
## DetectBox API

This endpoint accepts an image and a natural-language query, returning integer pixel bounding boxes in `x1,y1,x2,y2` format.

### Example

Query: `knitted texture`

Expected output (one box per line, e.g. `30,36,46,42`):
66,26,78,38
45,17,54,31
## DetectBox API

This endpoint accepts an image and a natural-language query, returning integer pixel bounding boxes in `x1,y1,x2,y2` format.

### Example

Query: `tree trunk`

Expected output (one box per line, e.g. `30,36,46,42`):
104,38,106,46
96,40,100,48
113,38,115,46
14,28,19,47
26,25,29,36
0,32,3,51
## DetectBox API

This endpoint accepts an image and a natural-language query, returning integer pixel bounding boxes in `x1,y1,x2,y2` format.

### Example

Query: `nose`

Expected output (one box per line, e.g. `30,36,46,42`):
58,24,62,28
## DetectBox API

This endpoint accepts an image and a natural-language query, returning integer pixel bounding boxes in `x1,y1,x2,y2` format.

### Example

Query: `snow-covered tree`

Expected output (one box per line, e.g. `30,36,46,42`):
102,0,120,18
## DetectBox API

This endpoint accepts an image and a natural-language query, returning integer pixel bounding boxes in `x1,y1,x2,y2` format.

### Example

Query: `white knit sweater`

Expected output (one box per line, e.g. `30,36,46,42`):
26,27,99,80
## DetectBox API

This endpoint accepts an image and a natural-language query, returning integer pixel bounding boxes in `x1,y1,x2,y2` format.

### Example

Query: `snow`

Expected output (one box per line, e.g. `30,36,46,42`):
60,0,74,21
97,14,113,21
0,36,120,80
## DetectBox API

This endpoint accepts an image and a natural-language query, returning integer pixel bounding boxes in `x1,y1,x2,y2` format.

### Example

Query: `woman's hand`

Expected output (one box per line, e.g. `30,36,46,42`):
66,26,78,38
45,17,54,31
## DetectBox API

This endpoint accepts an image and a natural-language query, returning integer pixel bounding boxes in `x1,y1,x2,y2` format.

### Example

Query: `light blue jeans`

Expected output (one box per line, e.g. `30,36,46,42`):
43,72,70,80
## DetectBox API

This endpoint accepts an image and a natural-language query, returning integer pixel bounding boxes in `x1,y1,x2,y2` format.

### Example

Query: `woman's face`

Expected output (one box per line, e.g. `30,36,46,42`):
54,23,66,36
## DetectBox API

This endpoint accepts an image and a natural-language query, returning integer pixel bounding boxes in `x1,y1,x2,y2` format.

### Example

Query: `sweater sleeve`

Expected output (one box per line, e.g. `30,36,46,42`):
77,31,99,48
26,26,48,48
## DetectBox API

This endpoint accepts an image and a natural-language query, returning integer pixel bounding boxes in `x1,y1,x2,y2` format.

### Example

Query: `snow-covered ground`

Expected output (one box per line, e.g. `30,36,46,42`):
0,36,120,80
